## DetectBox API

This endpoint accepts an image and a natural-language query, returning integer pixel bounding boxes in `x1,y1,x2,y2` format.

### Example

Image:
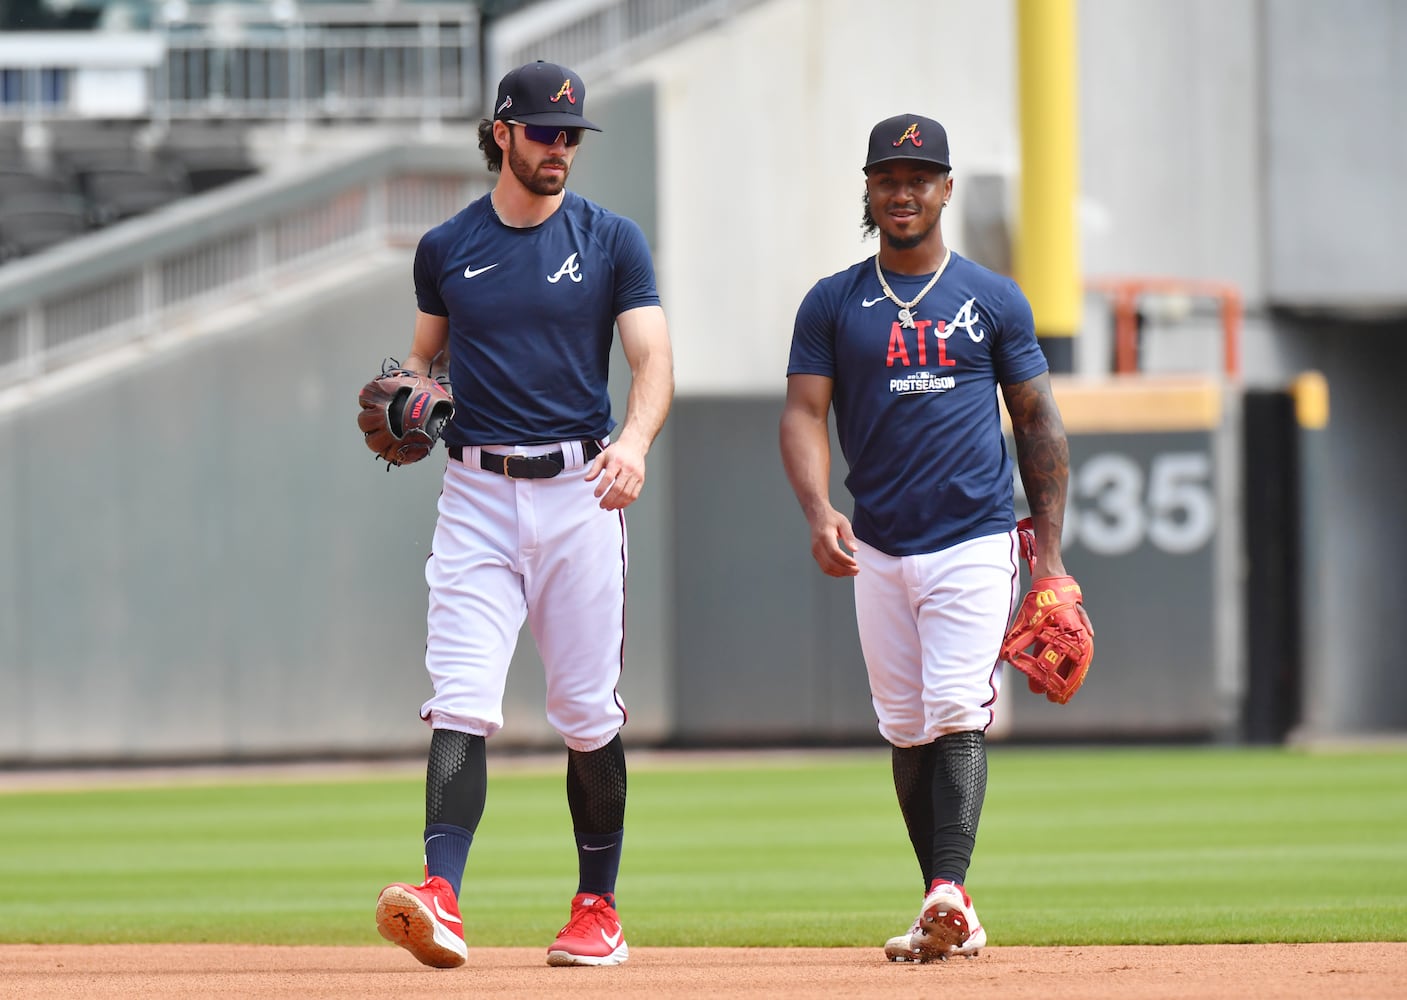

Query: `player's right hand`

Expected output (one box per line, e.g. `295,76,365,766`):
809,508,859,578
585,438,645,511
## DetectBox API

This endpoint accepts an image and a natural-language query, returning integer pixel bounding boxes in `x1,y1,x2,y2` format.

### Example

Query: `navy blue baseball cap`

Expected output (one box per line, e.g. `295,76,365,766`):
864,114,951,172
492,60,603,131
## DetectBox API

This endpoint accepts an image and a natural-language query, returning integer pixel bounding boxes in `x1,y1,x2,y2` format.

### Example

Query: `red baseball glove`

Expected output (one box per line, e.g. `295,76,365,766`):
1001,518,1094,705
357,360,454,468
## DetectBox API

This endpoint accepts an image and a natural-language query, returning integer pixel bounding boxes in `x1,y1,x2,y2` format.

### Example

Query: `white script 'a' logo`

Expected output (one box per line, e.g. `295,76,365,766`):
548,252,583,284
950,297,985,343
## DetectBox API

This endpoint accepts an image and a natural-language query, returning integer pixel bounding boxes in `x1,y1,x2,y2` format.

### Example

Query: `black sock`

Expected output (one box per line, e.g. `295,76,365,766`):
930,730,987,885
567,734,627,899
892,742,939,891
573,830,623,904
423,823,472,896
423,729,487,895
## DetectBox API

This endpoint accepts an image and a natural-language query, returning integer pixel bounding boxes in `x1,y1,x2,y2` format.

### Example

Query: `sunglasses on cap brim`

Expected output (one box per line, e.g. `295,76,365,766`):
508,121,584,147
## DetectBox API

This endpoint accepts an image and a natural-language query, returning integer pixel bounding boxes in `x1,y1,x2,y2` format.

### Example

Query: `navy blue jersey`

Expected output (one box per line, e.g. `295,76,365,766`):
787,252,1048,556
414,190,660,446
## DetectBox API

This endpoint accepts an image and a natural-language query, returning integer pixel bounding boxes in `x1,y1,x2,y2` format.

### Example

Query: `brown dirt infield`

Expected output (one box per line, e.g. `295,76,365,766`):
2,943,1404,999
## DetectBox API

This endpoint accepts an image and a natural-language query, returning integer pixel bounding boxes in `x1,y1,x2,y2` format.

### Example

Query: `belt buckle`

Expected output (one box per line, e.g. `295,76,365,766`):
502,453,529,480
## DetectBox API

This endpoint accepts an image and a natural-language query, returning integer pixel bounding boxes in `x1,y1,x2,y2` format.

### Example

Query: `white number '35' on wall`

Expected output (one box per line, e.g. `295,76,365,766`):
1014,451,1216,557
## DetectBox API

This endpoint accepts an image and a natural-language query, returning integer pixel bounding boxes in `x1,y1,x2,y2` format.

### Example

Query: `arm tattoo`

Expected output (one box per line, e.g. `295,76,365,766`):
1003,374,1070,521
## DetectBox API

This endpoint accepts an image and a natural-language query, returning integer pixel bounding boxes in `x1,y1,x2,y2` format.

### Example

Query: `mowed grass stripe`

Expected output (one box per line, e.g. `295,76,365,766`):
0,748,1403,946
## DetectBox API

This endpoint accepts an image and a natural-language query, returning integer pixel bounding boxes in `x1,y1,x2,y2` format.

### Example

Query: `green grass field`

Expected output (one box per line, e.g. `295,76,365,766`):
1,747,1404,947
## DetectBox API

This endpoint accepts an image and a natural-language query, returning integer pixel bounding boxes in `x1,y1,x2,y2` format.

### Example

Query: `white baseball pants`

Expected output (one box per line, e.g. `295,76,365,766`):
854,529,1023,746
420,440,627,752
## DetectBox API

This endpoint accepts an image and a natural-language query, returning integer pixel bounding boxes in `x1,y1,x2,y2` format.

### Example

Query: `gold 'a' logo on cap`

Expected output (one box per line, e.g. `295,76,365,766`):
551,80,576,104
893,123,923,148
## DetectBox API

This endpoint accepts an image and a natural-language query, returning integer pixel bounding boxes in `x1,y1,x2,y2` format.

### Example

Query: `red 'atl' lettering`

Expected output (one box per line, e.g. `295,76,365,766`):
886,320,955,368
934,320,955,367
886,326,910,367
913,319,932,365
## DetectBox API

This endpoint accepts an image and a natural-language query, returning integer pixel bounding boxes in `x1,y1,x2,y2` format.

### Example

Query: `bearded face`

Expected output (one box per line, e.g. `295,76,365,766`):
505,126,575,196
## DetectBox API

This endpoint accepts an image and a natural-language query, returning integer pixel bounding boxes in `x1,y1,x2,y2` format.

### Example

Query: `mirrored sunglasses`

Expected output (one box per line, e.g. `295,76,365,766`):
509,121,583,147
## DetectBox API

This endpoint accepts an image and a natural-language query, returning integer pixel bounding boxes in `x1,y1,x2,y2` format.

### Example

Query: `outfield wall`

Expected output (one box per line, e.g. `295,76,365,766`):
0,270,1294,764
2,0,1405,761
0,250,1390,763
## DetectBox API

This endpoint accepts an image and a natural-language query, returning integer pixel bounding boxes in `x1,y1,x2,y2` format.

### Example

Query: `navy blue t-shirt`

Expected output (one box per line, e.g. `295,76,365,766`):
414,190,660,446
787,251,1048,556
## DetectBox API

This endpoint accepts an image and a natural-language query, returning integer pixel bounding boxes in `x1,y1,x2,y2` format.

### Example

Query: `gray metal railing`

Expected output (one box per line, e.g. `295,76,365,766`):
0,5,481,125
0,140,489,389
0,0,758,390
153,4,481,124
484,0,763,100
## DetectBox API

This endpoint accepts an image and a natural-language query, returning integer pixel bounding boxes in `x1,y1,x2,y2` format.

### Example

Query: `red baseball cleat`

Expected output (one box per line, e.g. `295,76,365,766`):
375,876,468,968
546,892,629,966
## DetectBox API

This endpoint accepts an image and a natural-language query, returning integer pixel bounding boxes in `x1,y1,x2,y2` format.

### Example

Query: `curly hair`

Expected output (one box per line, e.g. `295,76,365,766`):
477,119,503,173
861,189,878,239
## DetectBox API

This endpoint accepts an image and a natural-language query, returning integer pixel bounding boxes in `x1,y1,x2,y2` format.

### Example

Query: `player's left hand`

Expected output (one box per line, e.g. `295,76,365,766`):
356,360,453,468
585,437,646,510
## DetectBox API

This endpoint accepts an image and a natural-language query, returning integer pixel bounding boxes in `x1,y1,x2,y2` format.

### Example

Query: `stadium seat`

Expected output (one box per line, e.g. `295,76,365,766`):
155,123,260,193
0,192,90,262
80,165,191,225
0,168,77,201
48,121,146,175
0,120,259,265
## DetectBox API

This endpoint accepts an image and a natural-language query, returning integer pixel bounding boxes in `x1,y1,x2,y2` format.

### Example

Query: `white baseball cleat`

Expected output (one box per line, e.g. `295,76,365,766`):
884,915,925,961
885,880,986,962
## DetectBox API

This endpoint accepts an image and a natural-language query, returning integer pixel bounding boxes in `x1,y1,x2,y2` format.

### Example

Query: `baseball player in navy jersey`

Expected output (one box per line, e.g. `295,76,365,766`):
373,60,674,969
780,114,1086,962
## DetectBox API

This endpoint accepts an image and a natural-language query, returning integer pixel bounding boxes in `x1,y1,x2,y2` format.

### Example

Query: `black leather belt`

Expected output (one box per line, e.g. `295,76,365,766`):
448,440,604,479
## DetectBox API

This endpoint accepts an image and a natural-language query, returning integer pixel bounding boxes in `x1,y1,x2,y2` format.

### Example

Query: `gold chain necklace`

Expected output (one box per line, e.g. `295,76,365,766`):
873,249,951,329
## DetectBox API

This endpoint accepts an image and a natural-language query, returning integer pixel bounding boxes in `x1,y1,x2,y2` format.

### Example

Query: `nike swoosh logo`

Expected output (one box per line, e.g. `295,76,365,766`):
862,296,886,307
581,843,616,851
463,263,499,278
433,896,463,925
601,928,623,948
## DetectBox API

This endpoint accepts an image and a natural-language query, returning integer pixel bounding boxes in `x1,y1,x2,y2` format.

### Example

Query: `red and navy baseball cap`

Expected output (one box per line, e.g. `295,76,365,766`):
864,114,951,172
492,60,603,132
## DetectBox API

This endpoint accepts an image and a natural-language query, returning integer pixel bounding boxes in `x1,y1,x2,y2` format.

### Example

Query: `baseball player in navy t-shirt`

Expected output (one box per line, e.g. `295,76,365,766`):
374,60,674,970
781,114,1087,962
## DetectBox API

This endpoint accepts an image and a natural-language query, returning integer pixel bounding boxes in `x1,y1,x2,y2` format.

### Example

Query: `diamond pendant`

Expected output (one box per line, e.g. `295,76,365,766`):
897,307,916,329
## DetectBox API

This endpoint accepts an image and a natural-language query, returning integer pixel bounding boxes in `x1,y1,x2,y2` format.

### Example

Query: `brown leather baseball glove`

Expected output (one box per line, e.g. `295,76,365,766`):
356,360,453,468
1001,518,1094,704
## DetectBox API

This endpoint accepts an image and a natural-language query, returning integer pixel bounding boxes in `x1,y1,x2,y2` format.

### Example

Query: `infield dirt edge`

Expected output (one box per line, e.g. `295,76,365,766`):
3,942,1405,1000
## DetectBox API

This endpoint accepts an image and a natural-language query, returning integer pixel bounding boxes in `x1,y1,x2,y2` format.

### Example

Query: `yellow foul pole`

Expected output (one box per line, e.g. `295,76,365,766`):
1016,0,1081,373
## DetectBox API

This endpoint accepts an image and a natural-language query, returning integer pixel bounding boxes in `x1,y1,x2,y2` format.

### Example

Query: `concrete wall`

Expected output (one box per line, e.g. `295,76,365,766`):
1263,0,1407,312
0,258,447,762
592,0,1021,396
586,0,1404,736
2,0,1404,760
0,253,672,763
